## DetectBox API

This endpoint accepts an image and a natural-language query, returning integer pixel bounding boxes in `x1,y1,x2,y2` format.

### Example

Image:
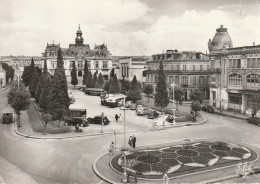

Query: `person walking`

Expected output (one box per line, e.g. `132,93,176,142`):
128,136,133,148
115,114,119,122
132,135,136,148
109,142,115,155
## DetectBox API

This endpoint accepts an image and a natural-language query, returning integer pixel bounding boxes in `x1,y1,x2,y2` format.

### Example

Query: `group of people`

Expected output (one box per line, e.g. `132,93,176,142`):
128,135,137,149
115,114,122,123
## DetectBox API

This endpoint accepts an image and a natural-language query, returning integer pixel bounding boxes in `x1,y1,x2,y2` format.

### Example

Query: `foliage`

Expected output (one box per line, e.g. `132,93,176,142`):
120,77,128,95
86,72,94,88
22,66,31,86
93,72,98,87
48,48,70,123
127,75,142,102
143,84,153,102
39,75,52,110
109,74,121,94
8,81,26,104
110,68,115,78
1,63,14,83
35,75,45,103
154,60,169,110
96,73,104,88
71,61,78,88
43,59,48,74
41,113,52,126
82,60,89,85
190,101,201,115
190,90,204,104
29,68,40,97
103,80,111,92
174,87,184,102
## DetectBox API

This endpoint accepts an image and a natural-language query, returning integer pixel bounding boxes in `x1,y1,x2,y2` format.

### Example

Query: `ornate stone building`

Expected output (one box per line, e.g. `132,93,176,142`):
145,50,210,100
42,25,112,82
208,25,260,116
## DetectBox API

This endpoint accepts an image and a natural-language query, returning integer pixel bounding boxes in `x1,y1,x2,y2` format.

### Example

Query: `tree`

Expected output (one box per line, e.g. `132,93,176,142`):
86,72,94,88
174,87,184,110
96,73,104,88
143,84,153,102
82,60,89,85
93,72,98,87
22,66,31,86
48,48,70,126
8,80,26,104
120,77,128,95
1,63,14,83
29,69,40,97
71,61,78,89
28,58,35,89
104,80,110,92
190,90,204,104
39,75,52,111
41,113,52,135
35,75,45,103
155,60,169,111
43,59,48,74
10,84,30,127
127,75,142,102
109,74,120,94
110,68,115,79
190,101,201,116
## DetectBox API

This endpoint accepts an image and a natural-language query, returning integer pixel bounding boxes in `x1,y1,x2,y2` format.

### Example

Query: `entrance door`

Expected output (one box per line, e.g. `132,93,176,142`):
212,91,216,107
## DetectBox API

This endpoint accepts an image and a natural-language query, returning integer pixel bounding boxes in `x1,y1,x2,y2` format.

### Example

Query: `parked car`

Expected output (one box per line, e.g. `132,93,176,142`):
87,115,110,125
147,110,159,119
130,103,137,110
125,101,132,108
201,105,214,113
137,106,151,116
246,117,260,126
64,117,89,127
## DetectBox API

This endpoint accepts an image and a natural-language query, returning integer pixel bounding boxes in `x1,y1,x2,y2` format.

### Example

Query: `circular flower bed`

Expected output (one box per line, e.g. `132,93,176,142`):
111,141,255,178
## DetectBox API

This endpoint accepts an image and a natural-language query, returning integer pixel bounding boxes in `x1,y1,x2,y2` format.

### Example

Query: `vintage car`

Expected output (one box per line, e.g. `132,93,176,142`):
136,106,151,116
64,117,89,127
147,110,159,119
246,117,260,126
2,109,14,124
87,115,110,125
201,105,214,113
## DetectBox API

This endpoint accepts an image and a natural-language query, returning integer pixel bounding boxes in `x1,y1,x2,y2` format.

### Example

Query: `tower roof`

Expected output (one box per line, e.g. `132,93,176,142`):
208,25,233,52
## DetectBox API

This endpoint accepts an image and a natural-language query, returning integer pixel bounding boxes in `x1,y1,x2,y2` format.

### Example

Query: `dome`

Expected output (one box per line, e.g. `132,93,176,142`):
208,25,233,52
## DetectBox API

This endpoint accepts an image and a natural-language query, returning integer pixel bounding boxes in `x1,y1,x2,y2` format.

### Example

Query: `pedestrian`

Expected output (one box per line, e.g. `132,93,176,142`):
108,142,115,155
132,135,136,148
128,136,133,148
115,114,119,122
119,114,122,122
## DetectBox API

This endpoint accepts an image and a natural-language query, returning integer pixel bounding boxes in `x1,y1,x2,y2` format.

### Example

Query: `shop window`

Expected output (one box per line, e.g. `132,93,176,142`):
229,93,242,105
228,74,242,86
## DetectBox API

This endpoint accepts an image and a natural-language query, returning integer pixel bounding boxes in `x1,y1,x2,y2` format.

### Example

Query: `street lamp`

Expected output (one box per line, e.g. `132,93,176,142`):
101,112,104,133
118,97,128,183
171,82,176,126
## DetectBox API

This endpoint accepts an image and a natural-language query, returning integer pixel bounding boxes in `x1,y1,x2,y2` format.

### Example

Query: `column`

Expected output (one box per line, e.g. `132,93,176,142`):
241,94,246,113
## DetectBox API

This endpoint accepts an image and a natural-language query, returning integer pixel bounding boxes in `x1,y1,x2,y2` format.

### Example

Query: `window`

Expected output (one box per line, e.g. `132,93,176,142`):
51,61,55,68
247,58,259,68
237,59,241,68
193,65,195,71
183,65,186,71
177,65,180,71
200,65,203,71
258,58,260,68
229,93,242,105
95,61,99,69
228,74,242,86
78,61,83,68
103,61,108,68
181,76,188,85
247,58,252,68
78,71,82,77
171,65,174,70
193,76,196,84
70,61,74,68
211,76,216,82
246,74,260,84
175,76,179,84
199,76,205,85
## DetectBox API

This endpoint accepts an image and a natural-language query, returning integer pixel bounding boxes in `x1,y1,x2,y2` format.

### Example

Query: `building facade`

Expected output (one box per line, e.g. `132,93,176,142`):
118,56,149,84
42,25,112,82
0,63,6,88
145,50,210,100
208,25,260,117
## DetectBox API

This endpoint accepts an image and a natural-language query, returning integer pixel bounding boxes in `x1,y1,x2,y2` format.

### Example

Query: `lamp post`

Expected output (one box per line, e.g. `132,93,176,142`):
171,82,176,126
114,131,117,150
101,112,104,133
119,96,128,183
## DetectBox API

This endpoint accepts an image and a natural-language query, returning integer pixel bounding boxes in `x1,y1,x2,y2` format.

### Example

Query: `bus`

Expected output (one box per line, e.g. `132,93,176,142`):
85,88,105,96
102,94,126,107
68,108,87,119
76,85,86,92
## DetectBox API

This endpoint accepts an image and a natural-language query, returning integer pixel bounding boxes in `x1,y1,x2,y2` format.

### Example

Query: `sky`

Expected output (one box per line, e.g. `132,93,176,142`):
1,0,260,56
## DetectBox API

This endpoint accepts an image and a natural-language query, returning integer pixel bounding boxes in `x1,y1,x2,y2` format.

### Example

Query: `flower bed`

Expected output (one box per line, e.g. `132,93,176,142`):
110,141,257,179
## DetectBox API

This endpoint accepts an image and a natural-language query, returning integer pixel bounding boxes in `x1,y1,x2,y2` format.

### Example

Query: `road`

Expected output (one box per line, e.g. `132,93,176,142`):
0,88,260,183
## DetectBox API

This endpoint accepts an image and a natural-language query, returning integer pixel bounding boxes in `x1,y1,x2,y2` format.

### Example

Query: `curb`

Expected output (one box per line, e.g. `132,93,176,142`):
214,111,247,120
92,152,114,184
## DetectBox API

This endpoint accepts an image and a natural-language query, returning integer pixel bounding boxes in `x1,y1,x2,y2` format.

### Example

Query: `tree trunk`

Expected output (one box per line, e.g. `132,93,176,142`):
18,113,21,127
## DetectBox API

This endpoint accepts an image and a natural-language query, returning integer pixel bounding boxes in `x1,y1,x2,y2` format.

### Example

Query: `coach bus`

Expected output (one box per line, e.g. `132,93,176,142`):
68,108,87,119
102,94,126,107
85,88,105,96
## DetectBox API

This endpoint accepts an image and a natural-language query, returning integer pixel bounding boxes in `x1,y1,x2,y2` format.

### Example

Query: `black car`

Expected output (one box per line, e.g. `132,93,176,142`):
64,117,89,127
87,115,110,125
246,117,260,126
147,111,159,119
201,105,214,113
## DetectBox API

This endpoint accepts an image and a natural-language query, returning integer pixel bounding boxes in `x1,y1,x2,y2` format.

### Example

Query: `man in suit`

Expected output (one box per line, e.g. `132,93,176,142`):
132,135,136,148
